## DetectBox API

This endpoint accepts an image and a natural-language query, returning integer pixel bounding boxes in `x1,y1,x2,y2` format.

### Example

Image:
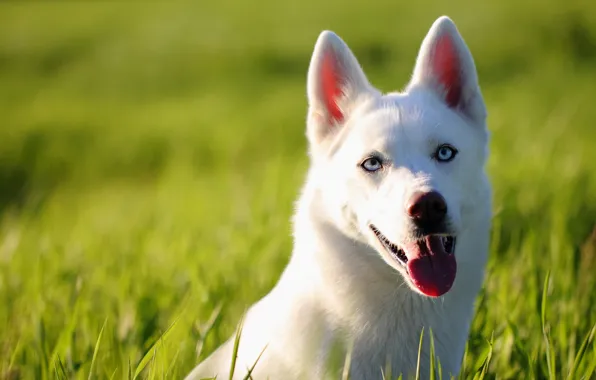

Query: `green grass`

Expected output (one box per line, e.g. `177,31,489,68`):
1,0,596,378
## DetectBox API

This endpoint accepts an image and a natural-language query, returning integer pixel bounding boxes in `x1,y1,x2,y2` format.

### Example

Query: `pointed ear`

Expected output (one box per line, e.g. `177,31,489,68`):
407,16,486,125
307,31,374,147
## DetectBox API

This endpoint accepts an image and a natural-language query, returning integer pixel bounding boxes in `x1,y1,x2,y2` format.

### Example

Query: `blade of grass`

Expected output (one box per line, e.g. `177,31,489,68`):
88,317,108,380
132,315,181,380
128,357,133,380
541,270,556,380
37,318,49,380
567,321,596,380
429,328,436,380
165,348,181,378
8,337,21,372
242,344,268,380
56,355,68,379
459,342,468,380
53,363,62,380
415,327,425,380
196,302,224,358
474,332,494,380
228,312,247,380
584,352,596,380
147,345,157,380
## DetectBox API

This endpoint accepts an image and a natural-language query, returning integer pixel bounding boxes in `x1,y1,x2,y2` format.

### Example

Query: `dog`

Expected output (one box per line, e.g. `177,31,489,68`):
186,15,491,380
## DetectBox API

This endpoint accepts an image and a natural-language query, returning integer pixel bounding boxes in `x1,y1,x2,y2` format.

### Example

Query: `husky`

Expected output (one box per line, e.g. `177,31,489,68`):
186,15,491,380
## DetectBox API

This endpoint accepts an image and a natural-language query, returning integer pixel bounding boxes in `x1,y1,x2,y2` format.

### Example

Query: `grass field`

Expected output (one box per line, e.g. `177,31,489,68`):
1,1,596,379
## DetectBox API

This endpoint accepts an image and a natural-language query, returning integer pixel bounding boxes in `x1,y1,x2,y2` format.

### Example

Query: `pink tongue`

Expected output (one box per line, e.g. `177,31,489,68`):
404,236,457,297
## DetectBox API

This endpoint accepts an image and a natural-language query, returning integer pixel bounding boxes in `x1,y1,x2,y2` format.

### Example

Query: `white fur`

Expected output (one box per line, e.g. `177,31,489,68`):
186,16,491,380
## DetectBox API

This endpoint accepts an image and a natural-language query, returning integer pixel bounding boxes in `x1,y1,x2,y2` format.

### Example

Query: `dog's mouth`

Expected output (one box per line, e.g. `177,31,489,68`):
370,224,457,297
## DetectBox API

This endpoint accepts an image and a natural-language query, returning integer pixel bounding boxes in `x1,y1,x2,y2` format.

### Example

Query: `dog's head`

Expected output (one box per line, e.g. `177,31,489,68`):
305,17,489,297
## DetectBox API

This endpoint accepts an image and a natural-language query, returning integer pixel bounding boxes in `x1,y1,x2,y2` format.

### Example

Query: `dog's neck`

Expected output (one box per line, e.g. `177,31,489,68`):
281,181,486,377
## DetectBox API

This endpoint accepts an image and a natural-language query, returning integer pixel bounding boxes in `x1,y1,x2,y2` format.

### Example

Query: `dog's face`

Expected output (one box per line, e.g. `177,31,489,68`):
306,17,489,297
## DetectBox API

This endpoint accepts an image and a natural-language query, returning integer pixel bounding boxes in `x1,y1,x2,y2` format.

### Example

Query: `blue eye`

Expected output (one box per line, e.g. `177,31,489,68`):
361,157,383,172
434,144,458,162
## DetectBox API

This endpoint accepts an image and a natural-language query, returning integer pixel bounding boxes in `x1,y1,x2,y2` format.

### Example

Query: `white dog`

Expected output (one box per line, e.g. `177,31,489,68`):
186,15,491,380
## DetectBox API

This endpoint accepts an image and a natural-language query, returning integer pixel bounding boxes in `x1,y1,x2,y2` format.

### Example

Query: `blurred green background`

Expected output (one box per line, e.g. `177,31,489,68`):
1,1,595,379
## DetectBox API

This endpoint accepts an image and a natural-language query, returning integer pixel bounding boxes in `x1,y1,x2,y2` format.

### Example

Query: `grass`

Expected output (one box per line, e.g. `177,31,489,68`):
0,0,596,378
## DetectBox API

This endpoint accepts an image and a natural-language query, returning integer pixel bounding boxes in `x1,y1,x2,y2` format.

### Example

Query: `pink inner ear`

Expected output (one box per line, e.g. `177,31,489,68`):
432,34,461,108
321,50,344,123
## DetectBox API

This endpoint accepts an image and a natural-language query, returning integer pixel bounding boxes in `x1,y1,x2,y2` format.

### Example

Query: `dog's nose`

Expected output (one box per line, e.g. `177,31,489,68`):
407,191,447,225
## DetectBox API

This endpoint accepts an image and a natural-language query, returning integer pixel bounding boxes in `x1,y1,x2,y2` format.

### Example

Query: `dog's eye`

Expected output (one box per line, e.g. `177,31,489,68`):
434,144,458,162
361,157,383,172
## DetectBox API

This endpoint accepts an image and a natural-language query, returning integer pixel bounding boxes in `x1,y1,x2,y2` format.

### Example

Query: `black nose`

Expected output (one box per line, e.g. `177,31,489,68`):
406,191,448,226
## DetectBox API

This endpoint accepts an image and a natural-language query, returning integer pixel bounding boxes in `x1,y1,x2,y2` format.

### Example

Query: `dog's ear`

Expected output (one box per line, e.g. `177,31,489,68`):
407,16,486,125
307,31,373,147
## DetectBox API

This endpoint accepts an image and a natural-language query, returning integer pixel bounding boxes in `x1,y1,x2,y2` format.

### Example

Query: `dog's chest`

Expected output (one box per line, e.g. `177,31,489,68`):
338,298,468,379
